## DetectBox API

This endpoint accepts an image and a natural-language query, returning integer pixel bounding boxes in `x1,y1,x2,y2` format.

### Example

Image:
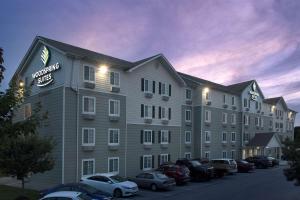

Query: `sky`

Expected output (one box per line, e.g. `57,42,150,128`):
0,0,300,125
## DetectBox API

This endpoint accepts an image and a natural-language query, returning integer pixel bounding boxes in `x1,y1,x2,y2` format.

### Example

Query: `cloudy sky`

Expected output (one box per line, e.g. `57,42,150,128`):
1,0,300,125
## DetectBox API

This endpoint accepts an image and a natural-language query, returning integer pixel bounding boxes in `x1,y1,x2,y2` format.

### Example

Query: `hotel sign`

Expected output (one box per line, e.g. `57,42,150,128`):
32,46,61,87
249,82,259,101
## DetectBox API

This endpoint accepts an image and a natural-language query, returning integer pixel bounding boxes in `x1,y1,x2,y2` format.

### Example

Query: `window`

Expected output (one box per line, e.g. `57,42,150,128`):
108,157,119,173
204,151,210,159
231,150,236,159
84,66,95,83
185,109,191,122
205,110,211,122
144,79,149,92
110,72,120,87
222,151,227,159
160,130,169,144
223,94,226,104
159,82,168,95
261,118,264,127
82,159,95,176
231,96,235,105
231,132,236,142
185,152,191,159
222,113,228,124
205,91,210,100
205,131,211,143
109,99,120,116
143,105,152,119
143,155,153,170
243,98,248,107
185,131,191,144
159,107,169,119
82,128,95,146
186,89,192,100
231,114,236,125
83,96,96,114
244,133,249,142
222,132,227,143
255,117,259,126
108,129,119,145
269,120,273,128
255,102,259,109
24,103,32,119
143,130,153,144
244,115,249,125
160,154,169,165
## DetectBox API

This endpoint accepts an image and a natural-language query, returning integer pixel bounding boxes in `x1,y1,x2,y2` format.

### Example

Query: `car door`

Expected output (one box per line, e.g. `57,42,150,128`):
135,173,146,187
144,173,154,188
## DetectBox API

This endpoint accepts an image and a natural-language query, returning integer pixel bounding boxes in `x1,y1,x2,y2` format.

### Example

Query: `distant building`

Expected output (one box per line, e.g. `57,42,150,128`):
12,36,298,189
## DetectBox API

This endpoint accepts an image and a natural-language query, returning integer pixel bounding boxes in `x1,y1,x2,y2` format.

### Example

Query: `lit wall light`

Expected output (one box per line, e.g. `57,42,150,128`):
203,87,209,93
271,105,276,112
19,80,24,87
99,65,108,74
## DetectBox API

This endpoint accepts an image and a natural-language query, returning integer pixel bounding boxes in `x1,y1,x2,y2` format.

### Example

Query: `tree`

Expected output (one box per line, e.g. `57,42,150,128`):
0,47,54,189
282,136,300,186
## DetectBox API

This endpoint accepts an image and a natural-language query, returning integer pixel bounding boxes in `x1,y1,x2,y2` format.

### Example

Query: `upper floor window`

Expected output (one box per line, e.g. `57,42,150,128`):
243,98,248,107
255,117,260,126
185,109,191,122
244,115,249,125
186,89,192,100
222,112,228,124
109,99,120,116
159,107,171,120
231,113,236,125
24,103,32,119
231,96,235,105
222,132,227,143
231,132,236,142
141,78,150,92
159,82,171,96
83,96,96,114
82,128,95,146
160,130,169,144
244,132,249,142
205,131,211,143
110,72,120,87
108,129,119,145
223,94,226,104
185,131,191,144
205,110,211,122
84,66,95,83
142,130,153,144
141,104,153,119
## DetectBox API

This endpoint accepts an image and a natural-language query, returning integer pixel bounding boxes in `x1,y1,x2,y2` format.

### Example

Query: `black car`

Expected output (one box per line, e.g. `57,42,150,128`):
268,157,279,167
39,182,112,200
175,159,213,181
245,156,272,168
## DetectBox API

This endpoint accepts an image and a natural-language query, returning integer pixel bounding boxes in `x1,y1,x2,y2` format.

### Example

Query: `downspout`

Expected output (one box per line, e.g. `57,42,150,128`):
200,87,203,158
62,86,65,184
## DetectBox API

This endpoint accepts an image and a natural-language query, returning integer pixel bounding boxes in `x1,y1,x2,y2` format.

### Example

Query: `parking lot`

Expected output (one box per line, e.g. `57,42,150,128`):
124,166,299,200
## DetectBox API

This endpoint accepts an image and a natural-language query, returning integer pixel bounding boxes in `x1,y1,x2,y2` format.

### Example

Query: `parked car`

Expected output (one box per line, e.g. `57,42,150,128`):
39,191,92,200
193,158,216,177
175,159,213,181
156,163,191,185
129,171,175,191
80,173,138,198
210,159,237,177
236,160,255,173
245,156,272,168
268,156,279,167
39,182,112,200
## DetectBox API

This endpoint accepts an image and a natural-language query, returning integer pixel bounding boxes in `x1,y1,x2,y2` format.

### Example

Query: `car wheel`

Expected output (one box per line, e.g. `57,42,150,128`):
114,188,122,198
151,184,158,191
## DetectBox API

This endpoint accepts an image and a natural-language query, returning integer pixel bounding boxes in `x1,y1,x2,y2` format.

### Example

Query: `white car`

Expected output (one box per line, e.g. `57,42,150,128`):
40,191,93,200
81,173,138,198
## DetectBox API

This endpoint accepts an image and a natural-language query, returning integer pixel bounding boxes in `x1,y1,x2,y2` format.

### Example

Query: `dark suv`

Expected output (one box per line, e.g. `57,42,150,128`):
245,156,272,168
175,159,213,181
157,163,190,185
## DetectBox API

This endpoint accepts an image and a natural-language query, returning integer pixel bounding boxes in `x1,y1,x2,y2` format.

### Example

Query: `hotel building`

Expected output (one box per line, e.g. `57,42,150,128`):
12,36,297,189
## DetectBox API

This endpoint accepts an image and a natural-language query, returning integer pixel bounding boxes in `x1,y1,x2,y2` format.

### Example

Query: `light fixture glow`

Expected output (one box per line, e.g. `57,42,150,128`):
99,65,108,74
19,81,24,87
203,87,209,93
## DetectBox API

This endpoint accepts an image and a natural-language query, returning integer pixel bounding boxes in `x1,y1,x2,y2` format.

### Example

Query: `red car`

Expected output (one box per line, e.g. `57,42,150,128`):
156,163,191,185
236,160,255,173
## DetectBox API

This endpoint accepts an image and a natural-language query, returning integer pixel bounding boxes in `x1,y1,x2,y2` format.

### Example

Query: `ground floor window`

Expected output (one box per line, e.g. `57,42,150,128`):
159,154,169,165
231,150,236,159
108,157,119,173
142,155,153,170
222,151,227,159
82,159,95,176
185,152,191,159
204,151,210,159
185,131,191,143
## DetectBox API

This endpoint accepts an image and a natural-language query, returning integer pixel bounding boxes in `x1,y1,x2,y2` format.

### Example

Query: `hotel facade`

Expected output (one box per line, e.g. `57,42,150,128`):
13,36,297,189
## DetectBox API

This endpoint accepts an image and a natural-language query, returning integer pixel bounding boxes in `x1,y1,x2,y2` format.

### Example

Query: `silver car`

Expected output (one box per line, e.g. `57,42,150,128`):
129,171,175,191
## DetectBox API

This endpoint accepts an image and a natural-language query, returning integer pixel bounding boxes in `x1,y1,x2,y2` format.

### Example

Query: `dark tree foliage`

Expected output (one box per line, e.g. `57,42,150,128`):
0,47,5,84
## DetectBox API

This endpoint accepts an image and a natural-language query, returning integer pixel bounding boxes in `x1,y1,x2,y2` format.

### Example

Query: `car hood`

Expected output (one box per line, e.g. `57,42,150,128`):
118,181,137,188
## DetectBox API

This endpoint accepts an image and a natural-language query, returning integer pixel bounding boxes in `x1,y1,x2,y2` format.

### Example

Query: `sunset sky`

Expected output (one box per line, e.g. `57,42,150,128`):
1,0,299,125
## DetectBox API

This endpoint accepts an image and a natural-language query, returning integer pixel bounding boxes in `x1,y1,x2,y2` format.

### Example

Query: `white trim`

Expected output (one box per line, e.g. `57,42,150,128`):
82,128,95,146
185,109,192,122
83,65,95,84
204,151,210,159
62,87,65,184
143,129,153,145
108,99,120,117
222,131,227,143
185,131,192,144
108,128,120,146
160,130,169,144
231,132,236,143
81,158,95,177
222,112,228,124
143,155,153,171
184,152,192,159
204,131,211,143
185,88,192,100
82,96,96,115
204,110,211,123
109,71,120,87
231,113,236,125
108,157,119,174
231,150,236,159
160,154,169,165
222,151,227,159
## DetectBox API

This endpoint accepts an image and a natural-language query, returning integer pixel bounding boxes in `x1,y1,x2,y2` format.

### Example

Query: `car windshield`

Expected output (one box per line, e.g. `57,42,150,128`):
110,175,126,183
79,184,98,194
155,173,168,179
190,160,201,167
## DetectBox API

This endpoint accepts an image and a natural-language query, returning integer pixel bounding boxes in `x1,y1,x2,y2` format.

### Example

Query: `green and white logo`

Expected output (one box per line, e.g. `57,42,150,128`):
41,46,50,67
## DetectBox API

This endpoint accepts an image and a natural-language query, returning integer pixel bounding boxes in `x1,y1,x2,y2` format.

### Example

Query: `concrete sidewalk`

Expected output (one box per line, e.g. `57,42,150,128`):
0,177,21,188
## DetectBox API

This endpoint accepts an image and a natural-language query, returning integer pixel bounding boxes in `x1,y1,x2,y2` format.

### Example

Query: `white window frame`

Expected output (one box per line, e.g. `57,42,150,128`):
205,131,211,143
186,89,192,100
143,130,153,145
231,96,235,105
205,91,211,101
83,65,95,83
109,99,120,117
82,128,95,146
82,96,96,115
231,150,236,159
222,112,228,124
255,117,260,127
108,157,119,174
143,155,152,170
261,118,264,128
231,113,236,125
205,110,211,122
161,130,169,144
185,152,191,159
160,154,169,165
185,131,192,144
185,109,191,122
24,103,32,119
108,128,120,146
244,132,249,142
82,158,95,176
110,71,120,87
161,82,167,95
223,94,226,104
222,151,227,159
244,115,249,125
143,79,150,92
231,132,236,143
222,132,227,143
204,151,210,159
144,104,153,119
